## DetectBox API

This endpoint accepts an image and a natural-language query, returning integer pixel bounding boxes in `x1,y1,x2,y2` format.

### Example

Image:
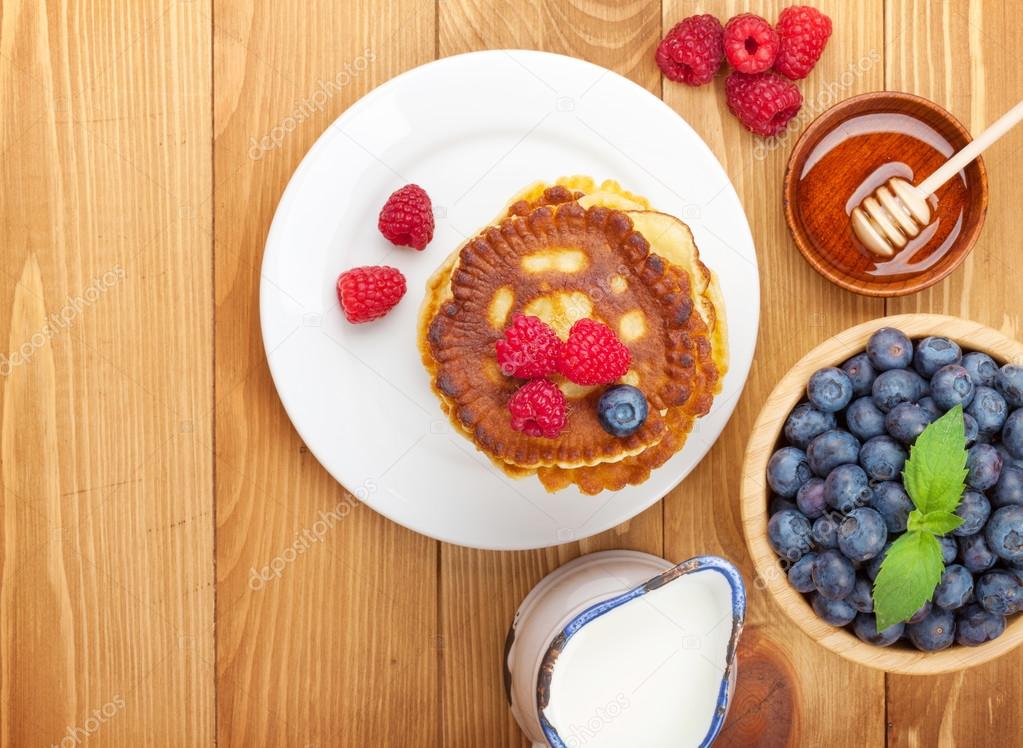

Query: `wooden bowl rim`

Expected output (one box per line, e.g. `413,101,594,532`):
741,314,1023,675
783,91,990,298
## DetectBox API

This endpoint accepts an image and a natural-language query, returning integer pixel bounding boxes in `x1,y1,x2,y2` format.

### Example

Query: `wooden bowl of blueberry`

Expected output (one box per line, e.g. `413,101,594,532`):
741,314,1023,674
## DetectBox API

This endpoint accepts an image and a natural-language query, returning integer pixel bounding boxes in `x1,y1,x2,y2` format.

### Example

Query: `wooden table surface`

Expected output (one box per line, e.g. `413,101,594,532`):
2,0,1021,745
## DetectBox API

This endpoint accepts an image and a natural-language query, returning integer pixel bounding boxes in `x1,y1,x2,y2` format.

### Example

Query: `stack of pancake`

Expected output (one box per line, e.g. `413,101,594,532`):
418,177,727,495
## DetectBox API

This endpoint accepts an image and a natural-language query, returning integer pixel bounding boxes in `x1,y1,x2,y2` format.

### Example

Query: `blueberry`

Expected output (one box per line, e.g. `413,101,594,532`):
907,600,932,624
966,386,1009,437
845,397,887,441
992,465,1023,508
959,532,998,573
1002,409,1023,459
870,481,914,533
853,613,903,646
956,603,1006,646
597,385,648,437
985,505,1023,563
995,364,1023,408
858,435,906,481
767,509,814,562
769,495,798,515
911,336,961,378
842,352,876,397
795,477,827,519
812,549,857,600
962,351,998,387
964,413,979,446
848,576,874,613
812,593,857,626
872,369,927,412
907,606,956,651
806,429,861,477
953,490,991,536
824,464,873,513
787,552,818,593
885,402,934,445
975,570,1023,615
767,446,812,498
866,541,893,580
996,443,1023,471
811,515,839,549
866,327,913,371
807,367,854,413
933,564,974,610
917,397,942,418
837,507,888,562
784,403,837,449
939,535,958,565
930,364,975,411
966,443,1003,490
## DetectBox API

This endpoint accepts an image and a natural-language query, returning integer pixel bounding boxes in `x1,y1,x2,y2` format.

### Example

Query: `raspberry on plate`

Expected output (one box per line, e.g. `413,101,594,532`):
508,379,567,439
558,318,631,386
496,314,563,379
655,14,724,86
378,184,435,250
723,13,779,74
336,265,407,323
725,71,803,137
774,5,833,80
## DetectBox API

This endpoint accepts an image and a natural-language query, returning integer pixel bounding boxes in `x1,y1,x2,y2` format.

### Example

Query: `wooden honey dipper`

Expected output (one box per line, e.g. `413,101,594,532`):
851,99,1023,257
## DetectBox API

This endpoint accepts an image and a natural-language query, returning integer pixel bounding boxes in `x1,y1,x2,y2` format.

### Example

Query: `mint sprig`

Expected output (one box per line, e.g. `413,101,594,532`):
873,405,968,631
902,404,970,514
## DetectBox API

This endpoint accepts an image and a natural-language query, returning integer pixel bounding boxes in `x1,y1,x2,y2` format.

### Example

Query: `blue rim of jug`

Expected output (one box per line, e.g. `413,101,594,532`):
535,555,747,748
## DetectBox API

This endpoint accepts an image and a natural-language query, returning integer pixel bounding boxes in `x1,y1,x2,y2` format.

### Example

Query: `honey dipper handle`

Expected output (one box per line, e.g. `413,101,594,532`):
917,98,1023,196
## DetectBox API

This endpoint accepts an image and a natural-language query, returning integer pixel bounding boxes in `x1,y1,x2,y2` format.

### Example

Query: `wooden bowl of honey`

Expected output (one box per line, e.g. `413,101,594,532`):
783,92,989,297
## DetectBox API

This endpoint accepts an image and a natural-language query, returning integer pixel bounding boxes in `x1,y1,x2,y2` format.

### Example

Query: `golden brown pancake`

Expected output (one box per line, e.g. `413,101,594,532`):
427,197,703,469
418,177,726,492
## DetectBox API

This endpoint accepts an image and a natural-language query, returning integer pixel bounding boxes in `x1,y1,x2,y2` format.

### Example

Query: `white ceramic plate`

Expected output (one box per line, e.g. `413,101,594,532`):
261,50,759,550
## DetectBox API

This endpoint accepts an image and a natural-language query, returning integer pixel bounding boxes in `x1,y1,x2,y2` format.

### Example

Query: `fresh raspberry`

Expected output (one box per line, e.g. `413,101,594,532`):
336,266,406,323
774,5,832,80
496,314,563,379
655,15,724,86
725,71,803,137
378,184,434,250
557,319,631,386
723,13,779,74
508,379,567,439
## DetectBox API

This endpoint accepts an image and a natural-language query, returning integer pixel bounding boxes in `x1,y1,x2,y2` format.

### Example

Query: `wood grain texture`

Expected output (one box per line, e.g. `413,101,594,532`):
3,1,1023,745
437,1,664,744
0,0,214,745
886,1,1023,745
212,2,440,746
661,2,886,745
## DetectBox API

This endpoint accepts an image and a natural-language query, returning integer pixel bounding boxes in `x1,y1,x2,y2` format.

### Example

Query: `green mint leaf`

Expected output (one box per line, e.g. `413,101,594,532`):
906,509,965,536
902,404,968,515
873,530,945,631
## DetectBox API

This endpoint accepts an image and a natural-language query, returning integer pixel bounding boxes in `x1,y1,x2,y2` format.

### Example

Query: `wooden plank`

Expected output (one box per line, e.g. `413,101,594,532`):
436,1,664,744
211,1,440,745
0,0,214,744
660,2,887,745
886,1,1023,744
